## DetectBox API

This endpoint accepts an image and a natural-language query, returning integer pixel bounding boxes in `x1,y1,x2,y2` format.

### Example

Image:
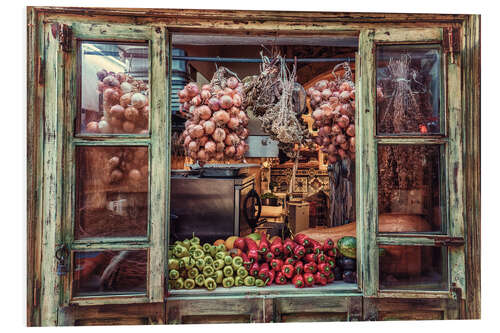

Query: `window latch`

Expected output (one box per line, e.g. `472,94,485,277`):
55,244,70,276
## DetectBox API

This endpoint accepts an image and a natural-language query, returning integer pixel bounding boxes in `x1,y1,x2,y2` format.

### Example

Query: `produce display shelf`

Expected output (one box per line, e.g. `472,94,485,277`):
168,282,359,299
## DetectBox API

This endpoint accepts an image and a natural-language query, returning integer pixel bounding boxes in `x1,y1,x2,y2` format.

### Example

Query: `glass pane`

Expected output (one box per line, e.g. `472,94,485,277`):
75,146,149,239
73,250,147,296
79,42,150,135
378,145,443,232
376,45,442,135
379,245,447,290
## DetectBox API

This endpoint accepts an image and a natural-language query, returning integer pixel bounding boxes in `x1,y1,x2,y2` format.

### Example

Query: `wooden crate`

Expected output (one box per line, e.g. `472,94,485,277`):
288,202,310,233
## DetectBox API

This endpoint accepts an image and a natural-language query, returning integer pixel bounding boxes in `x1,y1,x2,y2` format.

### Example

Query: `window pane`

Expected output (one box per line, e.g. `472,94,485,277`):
79,42,149,135
75,146,149,239
72,250,147,297
378,145,443,232
376,45,442,135
379,245,447,290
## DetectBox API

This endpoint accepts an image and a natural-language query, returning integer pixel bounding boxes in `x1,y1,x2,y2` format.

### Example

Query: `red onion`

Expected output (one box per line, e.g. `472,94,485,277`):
110,105,125,119
238,128,249,139
205,140,216,154
312,109,324,121
346,124,355,137
191,125,204,138
229,106,240,117
202,84,212,91
203,120,216,135
350,90,355,100
327,144,337,155
339,91,351,103
208,97,220,111
215,152,224,160
225,133,240,146
103,75,119,87
103,88,120,104
315,80,328,92
340,141,349,150
129,169,141,182
124,106,139,122
232,94,242,107
122,121,135,133
322,136,331,146
219,95,233,109
191,95,202,106
198,105,212,120
336,134,346,144
98,120,112,133
186,82,200,97
338,115,350,129
178,89,188,101
199,135,209,147
329,96,340,105
321,89,333,100
235,143,246,158
227,77,239,89
184,135,192,147
131,93,147,109
212,128,226,143
201,89,211,101
188,141,199,153
224,145,236,157
227,117,240,130
109,117,122,129
213,110,230,126
339,82,352,92
238,111,248,127
223,87,234,96
197,148,208,162
332,124,342,135
338,148,347,160
86,121,99,133
216,142,225,153
319,126,331,137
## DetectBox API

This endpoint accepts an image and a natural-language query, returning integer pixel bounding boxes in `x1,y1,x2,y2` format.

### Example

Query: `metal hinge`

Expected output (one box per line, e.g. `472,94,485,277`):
58,24,72,53
443,27,461,64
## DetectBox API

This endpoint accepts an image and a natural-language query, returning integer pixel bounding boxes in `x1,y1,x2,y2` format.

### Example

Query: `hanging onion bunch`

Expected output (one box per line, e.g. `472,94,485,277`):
87,69,150,134
307,62,356,164
178,67,249,166
104,148,148,186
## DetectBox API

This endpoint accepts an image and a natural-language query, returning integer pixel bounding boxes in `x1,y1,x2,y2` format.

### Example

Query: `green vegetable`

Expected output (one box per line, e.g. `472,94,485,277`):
224,255,233,266
215,251,227,261
168,259,179,271
213,259,225,270
337,236,357,259
182,239,191,249
222,277,234,288
209,245,218,257
174,277,184,289
202,265,215,277
223,265,233,277
202,243,212,253
184,278,195,289
244,276,255,286
187,267,199,279
214,270,223,284
234,276,244,287
195,274,205,287
173,245,188,258
216,244,226,252
255,279,265,287
236,266,248,278
190,235,201,246
204,256,214,267
204,277,217,290
195,257,205,270
169,269,179,280
168,280,174,290
232,256,243,269
192,248,205,259
181,256,195,270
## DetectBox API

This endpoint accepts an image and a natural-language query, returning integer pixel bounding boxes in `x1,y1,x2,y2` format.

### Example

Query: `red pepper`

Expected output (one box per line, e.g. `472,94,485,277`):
304,272,315,287
266,270,275,286
294,261,304,275
326,249,336,258
318,262,331,275
245,238,259,263
270,258,283,272
275,272,287,285
310,239,322,254
270,237,283,257
234,237,247,251
323,238,334,251
304,262,317,274
264,251,274,262
293,244,305,258
326,257,336,270
249,262,260,277
283,238,296,256
326,272,335,283
292,274,305,288
316,252,326,263
294,234,311,247
241,253,252,270
304,253,317,263
258,263,270,281
281,264,294,279
258,232,270,255
284,257,297,266
314,272,327,285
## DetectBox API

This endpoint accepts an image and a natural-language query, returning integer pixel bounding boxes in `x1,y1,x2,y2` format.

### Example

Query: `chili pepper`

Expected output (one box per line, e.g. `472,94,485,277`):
214,270,223,284
327,272,335,283
222,276,235,288
195,257,205,270
195,274,205,287
245,238,259,262
215,251,227,261
204,256,214,267
281,264,294,279
326,248,337,258
292,274,305,288
270,258,283,272
249,262,260,277
174,277,184,289
235,276,245,287
216,243,227,252
304,273,315,287
294,234,311,247
284,257,297,266
293,244,306,258
304,253,317,263
316,252,326,263
294,261,304,275
169,269,180,280
283,238,296,256
187,267,199,279
173,245,188,258
236,266,248,278
234,237,246,251
318,262,331,274
323,238,334,251
232,256,243,270
223,265,234,277
241,253,252,270
258,233,270,255
270,237,283,257
266,270,275,286
224,255,233,266
314,272,327,285
255,279,266,287
202,243,212,253
264,251,274,262
202,265,215,278
184,278,195,290
244,276,255,286
168,259,179,271
258,263,270,281
304,262,317,274
213,259,225,270
275,272,287,285
204,277,217,290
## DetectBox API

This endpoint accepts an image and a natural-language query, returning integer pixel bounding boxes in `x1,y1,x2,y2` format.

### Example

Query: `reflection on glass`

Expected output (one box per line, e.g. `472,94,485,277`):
379,245,447,290
378,145,442,232
376,45,441,134
79,42,149,135
73,250,147,296
75,146,149,239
